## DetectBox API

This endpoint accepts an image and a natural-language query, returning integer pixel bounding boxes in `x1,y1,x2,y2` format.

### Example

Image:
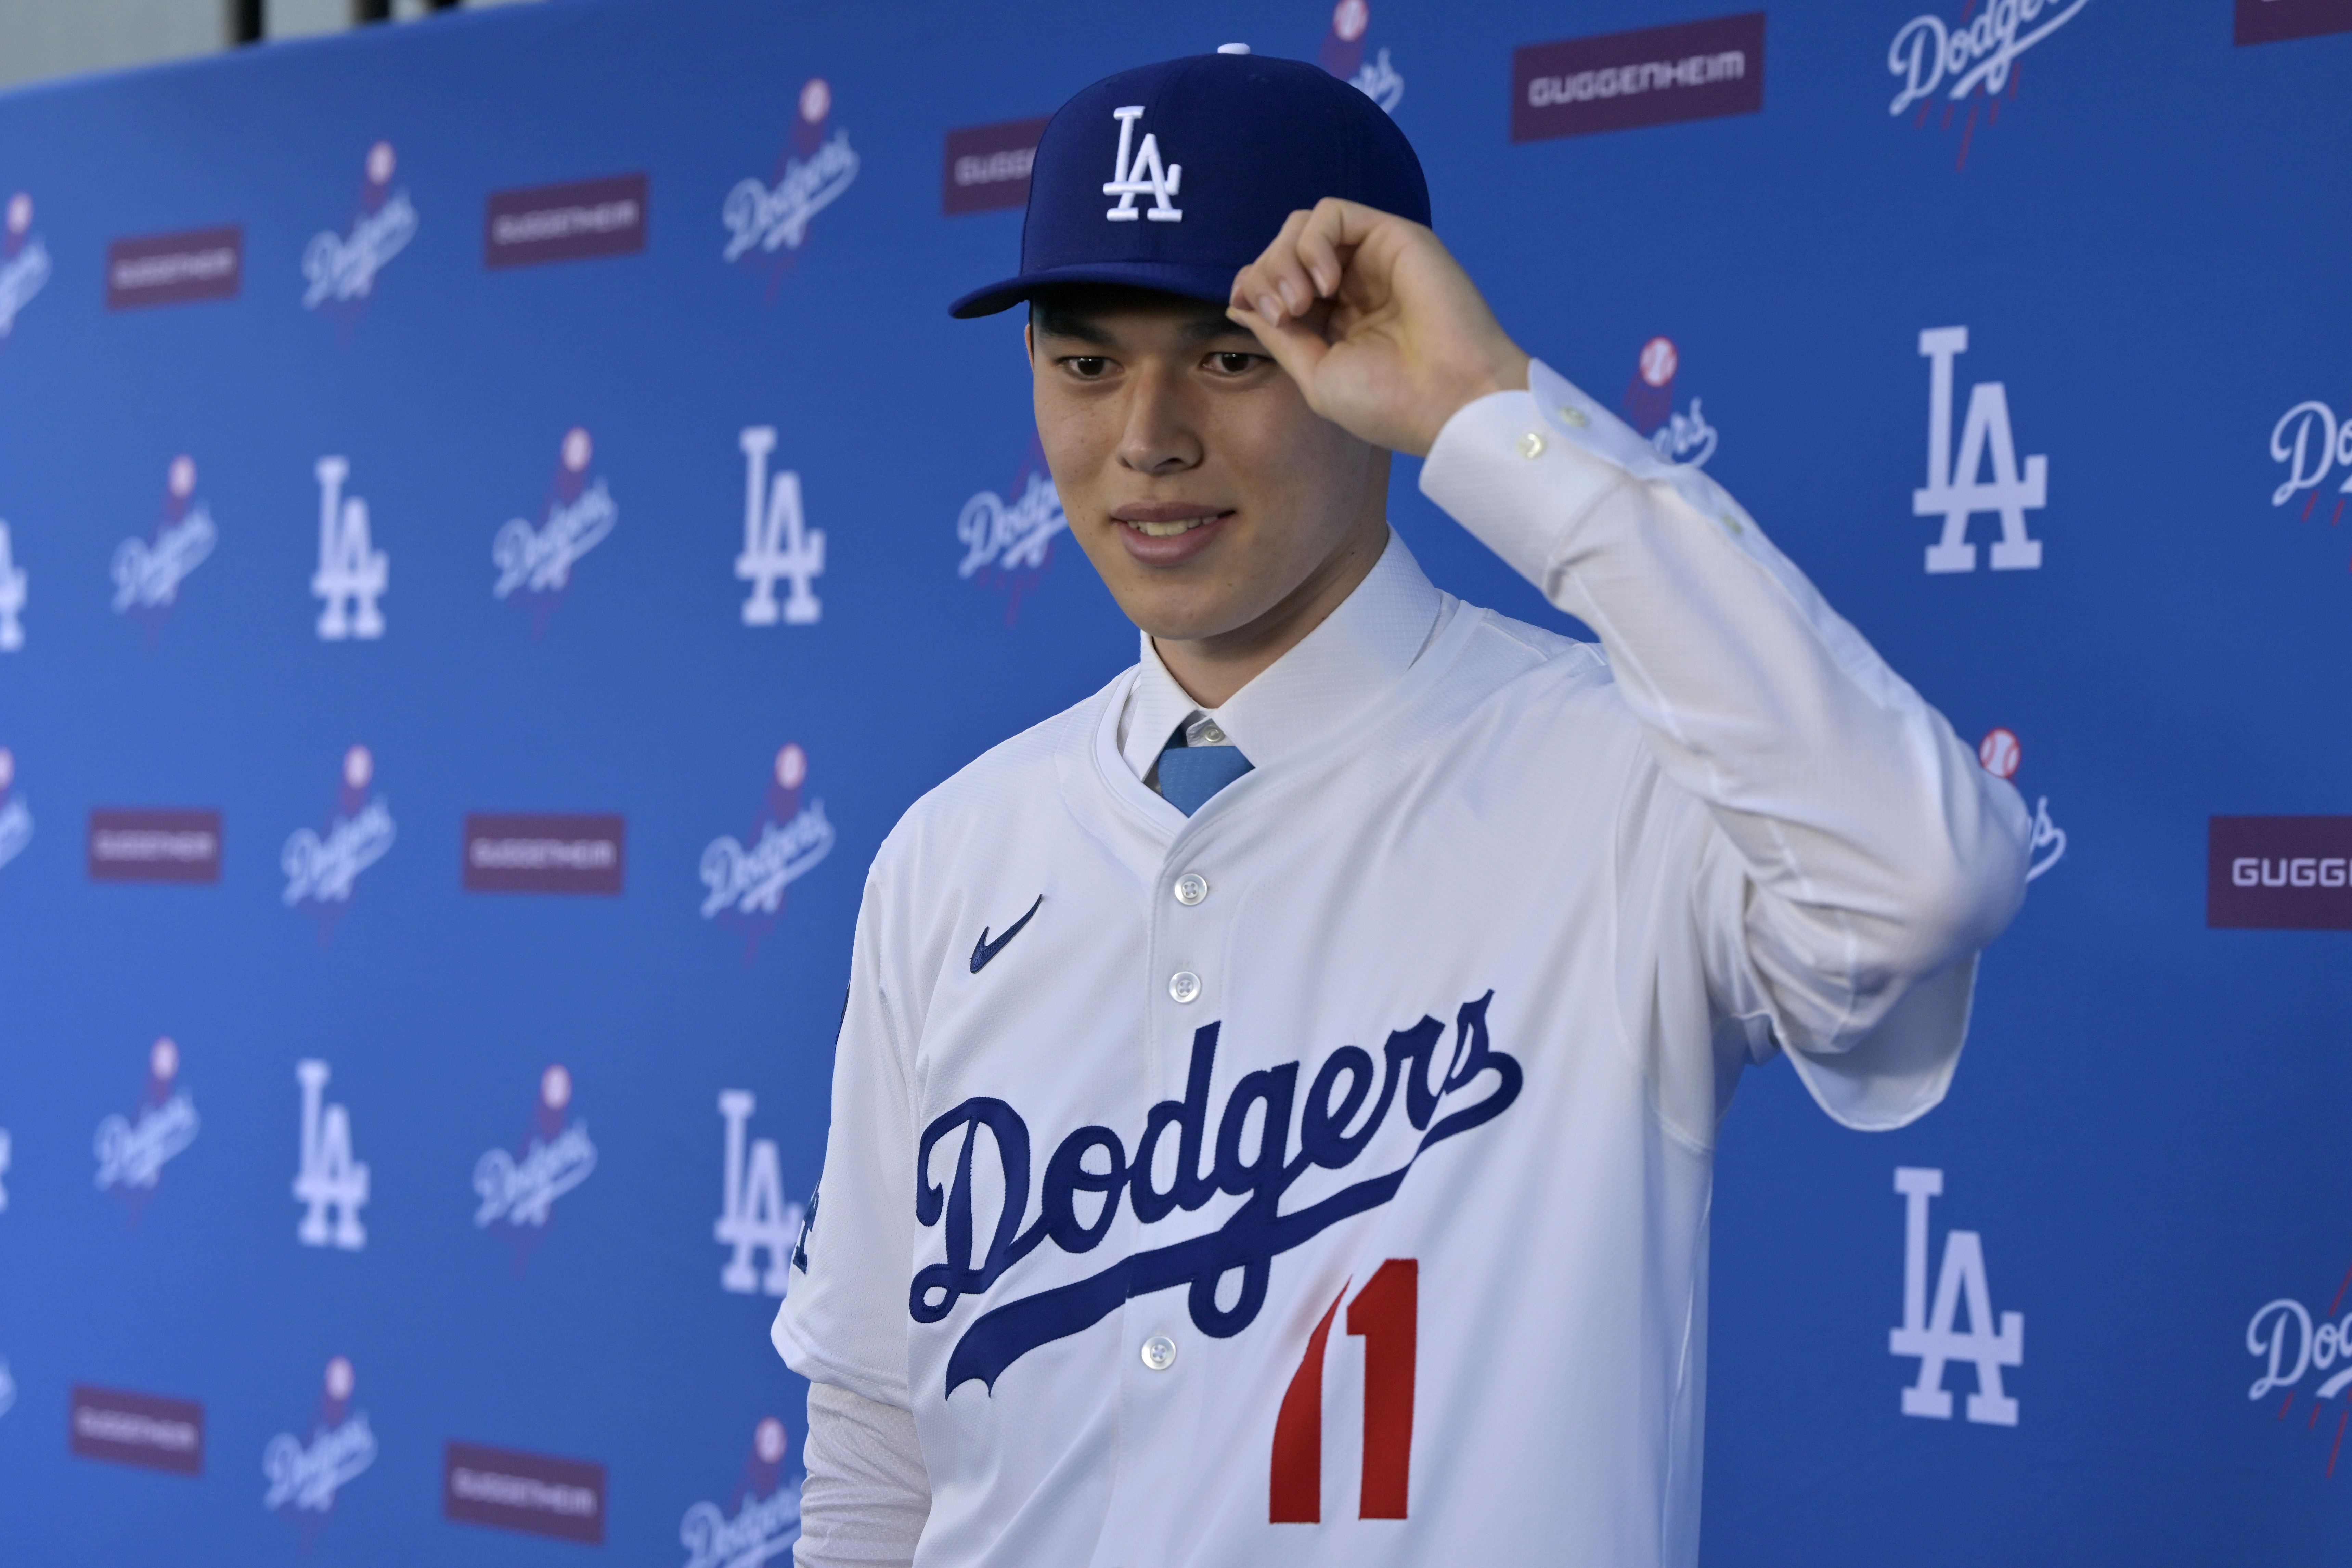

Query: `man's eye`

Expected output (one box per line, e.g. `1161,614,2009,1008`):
1211,353,1259,375
1063,357,1111,379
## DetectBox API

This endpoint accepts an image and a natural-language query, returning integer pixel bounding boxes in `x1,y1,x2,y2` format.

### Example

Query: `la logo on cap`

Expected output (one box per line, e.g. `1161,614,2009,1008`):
1103,106,1182,223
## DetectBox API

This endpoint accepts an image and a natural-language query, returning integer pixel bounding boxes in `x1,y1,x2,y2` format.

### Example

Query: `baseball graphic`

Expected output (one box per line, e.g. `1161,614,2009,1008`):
5,193,28,236
1638,336,1679,389
366,141,396,185
1977,727,2021,780
168,455,196,500
324,1356,354,1401
542,1063,572,1110
561,427,592,473
1333,0,1369,43
344,745,374,791
775,743,808,791
151,1036,179,1081
755,1416,787,1464
799,78,831,125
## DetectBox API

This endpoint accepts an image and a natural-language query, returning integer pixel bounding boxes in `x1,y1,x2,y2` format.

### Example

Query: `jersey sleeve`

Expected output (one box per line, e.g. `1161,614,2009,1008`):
771,866,919,1408
1419,359,2032,1131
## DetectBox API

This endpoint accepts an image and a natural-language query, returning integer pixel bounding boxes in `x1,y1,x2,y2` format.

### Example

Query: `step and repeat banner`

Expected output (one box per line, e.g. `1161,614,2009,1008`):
0,0,2345,1561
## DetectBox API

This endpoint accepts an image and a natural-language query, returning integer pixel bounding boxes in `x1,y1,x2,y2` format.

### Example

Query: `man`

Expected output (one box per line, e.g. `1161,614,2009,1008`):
774,50,2028,1568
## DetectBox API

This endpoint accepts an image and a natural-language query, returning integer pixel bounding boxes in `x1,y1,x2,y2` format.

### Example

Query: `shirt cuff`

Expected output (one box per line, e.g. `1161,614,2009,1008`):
1418,358,1750,588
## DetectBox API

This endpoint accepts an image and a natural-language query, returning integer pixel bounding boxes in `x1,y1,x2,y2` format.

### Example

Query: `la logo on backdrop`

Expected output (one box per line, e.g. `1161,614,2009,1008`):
736,426,825,627
1914,326,2049,575
0,510,25,651
2244,1255,2352,1475
492,426,616,624
700,743,834,957
294,1058,369,1250
262,1355,376,1539
473,1063,597,1264
112,454,216,629
92,1035,200,1218
1890,1167,2025,1426
955,436,1066,619
302,140,417,320
679,1415,803,1568
1885,0,2093,169
0,191,50,343
282,744,396,931
312,455,389,639
1976,726,2065,881
722,76,858,289
1619,336,1718,468
0,747,30,878
715,1089,802,1298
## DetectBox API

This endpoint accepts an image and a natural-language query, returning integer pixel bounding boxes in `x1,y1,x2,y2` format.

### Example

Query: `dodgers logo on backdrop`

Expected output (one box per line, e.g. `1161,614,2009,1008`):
700,744,835,954
724,78,858,277
93,1036,200,1206
736,427,824,626
679,1415,803,1568
0,516,24,651
956,440,1066,619
1317,0,1405,113
1104,105,1183,223
493,426,616,618
716,1089,803,1298
1914,326,2047,574
1620,336,1718,468
915,994,1518,1394
283,745,395,916
2266,398,2352,573
0,748,29,877
263,1356,376,1527
0,192,51,340
312,455,388,639
294,1059,369,1250
303,141,417,314
2244,1258,2352,1475
113,455,216,623
1887,0,2091,168
1890,1167,2024,1426
1977,727,2065,881
474,1064,597,1250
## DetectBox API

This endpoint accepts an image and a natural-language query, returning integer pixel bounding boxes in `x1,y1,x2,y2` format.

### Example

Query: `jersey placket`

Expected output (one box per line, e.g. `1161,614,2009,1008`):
1094,822,1240,1568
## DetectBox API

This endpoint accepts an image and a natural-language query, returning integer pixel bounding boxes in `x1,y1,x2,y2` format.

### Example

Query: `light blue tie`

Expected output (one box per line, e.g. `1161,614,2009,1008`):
1156,729,1254,816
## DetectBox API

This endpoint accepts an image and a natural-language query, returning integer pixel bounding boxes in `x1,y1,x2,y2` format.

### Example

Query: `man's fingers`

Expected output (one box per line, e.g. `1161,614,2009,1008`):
1227,296,1331,388
1296,198,1384,295
1231,209,1321,325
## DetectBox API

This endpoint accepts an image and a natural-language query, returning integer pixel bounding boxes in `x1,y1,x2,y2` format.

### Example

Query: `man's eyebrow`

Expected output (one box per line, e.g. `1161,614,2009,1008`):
1032,311,1116,346
1179,314,1262,346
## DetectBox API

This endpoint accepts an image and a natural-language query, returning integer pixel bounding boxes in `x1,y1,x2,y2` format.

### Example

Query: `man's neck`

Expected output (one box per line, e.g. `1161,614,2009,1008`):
1150,515,1390,709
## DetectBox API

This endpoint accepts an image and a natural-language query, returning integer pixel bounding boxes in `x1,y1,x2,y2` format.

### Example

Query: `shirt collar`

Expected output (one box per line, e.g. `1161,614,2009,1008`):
1116,527,1446,781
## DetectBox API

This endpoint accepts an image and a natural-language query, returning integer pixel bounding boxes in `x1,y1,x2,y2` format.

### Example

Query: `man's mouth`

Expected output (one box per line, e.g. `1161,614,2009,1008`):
1111,503,1235,540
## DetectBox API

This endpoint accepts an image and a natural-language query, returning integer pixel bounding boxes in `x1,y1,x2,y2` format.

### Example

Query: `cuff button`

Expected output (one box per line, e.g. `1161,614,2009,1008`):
1517,431,1546,459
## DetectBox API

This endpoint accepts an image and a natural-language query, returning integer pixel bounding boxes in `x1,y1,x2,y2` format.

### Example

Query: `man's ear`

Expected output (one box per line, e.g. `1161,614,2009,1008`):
1024,321,1034,363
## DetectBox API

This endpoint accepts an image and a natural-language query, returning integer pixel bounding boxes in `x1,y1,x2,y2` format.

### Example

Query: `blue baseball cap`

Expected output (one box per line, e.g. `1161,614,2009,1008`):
948,50,1430,319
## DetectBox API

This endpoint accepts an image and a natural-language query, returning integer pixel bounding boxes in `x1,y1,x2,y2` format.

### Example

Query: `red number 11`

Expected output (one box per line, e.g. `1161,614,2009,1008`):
1269,1258,1417,1523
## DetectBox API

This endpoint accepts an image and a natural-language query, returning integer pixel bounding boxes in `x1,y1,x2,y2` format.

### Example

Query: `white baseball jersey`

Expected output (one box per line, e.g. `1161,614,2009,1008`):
773,360,2030,1568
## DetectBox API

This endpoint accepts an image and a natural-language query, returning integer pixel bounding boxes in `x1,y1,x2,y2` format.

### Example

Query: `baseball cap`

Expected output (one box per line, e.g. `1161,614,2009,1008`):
948,49,1430,319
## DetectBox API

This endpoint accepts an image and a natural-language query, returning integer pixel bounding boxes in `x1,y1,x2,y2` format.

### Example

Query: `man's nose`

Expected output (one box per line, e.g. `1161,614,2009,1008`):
1116,370,1202,476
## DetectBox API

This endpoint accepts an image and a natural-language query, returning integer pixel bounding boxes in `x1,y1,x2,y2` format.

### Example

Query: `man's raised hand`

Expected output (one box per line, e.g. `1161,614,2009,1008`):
1228,198,1530,458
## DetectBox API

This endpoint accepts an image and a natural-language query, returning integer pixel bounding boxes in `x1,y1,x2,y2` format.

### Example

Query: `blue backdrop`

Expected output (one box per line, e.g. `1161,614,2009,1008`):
0,0,2347,1561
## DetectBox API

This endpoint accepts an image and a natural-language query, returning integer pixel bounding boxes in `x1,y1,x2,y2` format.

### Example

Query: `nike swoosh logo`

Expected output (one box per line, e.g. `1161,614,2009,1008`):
970,894,1044,974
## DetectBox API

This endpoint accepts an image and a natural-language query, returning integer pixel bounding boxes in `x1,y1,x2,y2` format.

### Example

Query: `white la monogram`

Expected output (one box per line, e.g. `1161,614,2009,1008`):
1914,326,2047,574
715,1090,802,1297
1890,1166,2024,1425
294,1060,370,1250
1104,106,1182,223
0,520,26,651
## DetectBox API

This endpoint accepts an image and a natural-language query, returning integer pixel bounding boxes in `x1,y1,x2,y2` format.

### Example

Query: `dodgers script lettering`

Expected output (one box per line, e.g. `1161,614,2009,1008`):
911,993,1519,1394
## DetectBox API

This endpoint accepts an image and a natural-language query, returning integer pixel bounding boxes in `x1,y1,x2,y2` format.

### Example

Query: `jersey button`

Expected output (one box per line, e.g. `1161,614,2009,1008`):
1140,1335,1178,1371
1168,971,1202,1005
1173,872,1209,906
